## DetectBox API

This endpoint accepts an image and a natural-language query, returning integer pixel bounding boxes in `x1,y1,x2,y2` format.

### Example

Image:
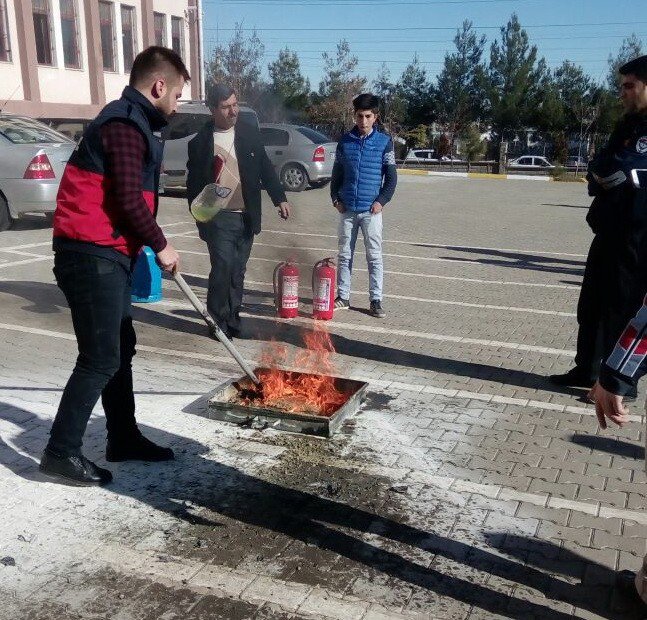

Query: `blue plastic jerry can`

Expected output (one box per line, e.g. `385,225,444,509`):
131,246,163,303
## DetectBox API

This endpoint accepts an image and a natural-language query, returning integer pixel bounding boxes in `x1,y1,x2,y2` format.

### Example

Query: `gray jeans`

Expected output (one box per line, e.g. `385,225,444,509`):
336,211,383,301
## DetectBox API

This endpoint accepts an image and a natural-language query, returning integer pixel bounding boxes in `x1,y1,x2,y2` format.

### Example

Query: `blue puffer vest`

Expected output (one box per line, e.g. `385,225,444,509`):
338,129,390,212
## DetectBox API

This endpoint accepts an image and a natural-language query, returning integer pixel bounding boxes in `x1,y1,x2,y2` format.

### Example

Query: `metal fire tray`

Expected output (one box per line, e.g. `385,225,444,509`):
205,367,368,437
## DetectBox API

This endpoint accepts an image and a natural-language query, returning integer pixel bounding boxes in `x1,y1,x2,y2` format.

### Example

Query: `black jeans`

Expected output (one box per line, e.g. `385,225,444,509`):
47,251,138,457
197,211,254,333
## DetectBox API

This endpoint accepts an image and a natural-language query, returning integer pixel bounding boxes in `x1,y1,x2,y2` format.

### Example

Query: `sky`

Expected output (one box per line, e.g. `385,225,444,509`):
201,0,646,90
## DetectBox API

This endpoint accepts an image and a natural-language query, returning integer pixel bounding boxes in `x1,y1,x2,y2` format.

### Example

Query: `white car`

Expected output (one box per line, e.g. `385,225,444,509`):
508,155,554,170
404,148,437,163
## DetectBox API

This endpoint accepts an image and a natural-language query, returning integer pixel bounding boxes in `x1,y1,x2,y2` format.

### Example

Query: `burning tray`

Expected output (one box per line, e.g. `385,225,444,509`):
205,367,368,437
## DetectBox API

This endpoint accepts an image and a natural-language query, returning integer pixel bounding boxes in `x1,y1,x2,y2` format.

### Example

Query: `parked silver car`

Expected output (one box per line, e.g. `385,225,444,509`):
260,123,337,192
0,114,75,231
160,100,259,190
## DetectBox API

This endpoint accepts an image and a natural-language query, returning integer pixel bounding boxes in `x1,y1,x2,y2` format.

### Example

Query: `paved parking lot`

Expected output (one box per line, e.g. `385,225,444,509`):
1,175,646,619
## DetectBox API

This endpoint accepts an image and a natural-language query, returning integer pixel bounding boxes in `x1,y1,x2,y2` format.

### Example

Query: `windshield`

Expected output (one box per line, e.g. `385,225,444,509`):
0,116,72,144
297,127,331,144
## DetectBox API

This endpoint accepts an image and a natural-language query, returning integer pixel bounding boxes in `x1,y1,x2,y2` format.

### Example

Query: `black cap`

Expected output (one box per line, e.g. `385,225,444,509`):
619,54,647,79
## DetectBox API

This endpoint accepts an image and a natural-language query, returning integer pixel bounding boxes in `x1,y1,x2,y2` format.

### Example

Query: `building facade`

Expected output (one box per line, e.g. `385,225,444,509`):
0,0,204,121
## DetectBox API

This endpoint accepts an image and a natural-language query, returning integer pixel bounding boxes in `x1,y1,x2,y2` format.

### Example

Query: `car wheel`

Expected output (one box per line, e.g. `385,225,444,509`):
0,195,13,232
281,164,309,192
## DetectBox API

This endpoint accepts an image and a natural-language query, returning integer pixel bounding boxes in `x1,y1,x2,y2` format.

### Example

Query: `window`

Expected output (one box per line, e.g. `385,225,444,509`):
121,5,136,72
162,113,210,141
60,0,80,68
99,1,115,71
260,128,289,147
0,116,72,144
32,0,54,65
171,16,184,59
297,127,331,144
153,12,166,47
0,0,10,61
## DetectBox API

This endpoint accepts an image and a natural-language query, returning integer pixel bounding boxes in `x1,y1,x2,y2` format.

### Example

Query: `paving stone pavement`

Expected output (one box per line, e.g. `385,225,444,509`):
0,177,646,619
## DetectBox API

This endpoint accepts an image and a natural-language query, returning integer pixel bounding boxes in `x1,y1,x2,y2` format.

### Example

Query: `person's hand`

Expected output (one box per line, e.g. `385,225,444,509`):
588,381,631,429
370,201,383,214
333,200,345,213
277,202,291,220
156,243,180,274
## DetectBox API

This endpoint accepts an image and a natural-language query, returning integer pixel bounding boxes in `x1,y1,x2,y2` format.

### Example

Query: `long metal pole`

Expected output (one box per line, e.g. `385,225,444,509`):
173,272,260,386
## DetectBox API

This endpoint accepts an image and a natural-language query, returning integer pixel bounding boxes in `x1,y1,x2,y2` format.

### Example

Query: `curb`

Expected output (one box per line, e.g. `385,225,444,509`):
399,168,552,181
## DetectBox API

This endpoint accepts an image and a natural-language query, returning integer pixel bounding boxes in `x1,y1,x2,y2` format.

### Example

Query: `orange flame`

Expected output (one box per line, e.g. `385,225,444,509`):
240,325,349,416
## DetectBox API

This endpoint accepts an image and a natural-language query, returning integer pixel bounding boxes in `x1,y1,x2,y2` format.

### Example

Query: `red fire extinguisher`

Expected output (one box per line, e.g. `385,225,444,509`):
273,260,299,318
312,258,336,320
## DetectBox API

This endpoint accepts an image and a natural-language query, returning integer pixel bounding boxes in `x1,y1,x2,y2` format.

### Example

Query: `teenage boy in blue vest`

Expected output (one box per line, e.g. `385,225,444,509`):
41,47,189,486
331,93,397,318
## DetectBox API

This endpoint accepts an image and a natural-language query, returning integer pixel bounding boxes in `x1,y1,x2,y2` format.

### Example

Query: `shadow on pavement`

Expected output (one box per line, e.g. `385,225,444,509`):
410,244,586,277
0,402,641,619
0,279,586,400
571,433,645,460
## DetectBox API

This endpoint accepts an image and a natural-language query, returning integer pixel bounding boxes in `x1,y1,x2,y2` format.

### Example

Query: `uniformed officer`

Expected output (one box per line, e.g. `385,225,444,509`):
550,55,647,399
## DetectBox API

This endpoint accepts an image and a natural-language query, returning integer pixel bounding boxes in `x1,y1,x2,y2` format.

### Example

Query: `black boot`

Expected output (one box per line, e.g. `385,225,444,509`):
548,367,595,388
40,450,112,486
106,431,174,462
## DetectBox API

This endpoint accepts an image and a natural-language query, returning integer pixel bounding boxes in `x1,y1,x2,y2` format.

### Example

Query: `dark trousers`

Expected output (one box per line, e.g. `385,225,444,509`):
47,252,138,457
197,211,254,333
575,235,642,381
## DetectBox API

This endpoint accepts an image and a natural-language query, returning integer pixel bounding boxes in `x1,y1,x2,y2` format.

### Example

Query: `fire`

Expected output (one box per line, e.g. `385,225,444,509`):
239,325,349,416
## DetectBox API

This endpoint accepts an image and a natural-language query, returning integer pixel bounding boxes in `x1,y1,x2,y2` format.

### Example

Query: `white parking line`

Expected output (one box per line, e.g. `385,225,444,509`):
177,250,580,290
0,256,51,269
261,228,588,258
0,321,616,422
253,242,487,267
0,220,193,254
251,242,583,272
243,279,576,317
171,273,575,317
152,296,576,357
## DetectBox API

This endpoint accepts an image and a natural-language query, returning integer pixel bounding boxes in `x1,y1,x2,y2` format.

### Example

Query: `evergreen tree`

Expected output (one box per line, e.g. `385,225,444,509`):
206,23,265,104
397,55,433,128
484,14,546,141
308,40,366,136
435,21,486,140
460,124,487,170
264,47,310,120
552,61,595,134
607,34,643,89
268,47,310,106
372,63,406,134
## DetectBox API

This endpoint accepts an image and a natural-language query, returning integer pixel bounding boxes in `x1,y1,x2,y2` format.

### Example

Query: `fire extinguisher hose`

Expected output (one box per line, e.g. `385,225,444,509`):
173,272,261,386
272,261,285,309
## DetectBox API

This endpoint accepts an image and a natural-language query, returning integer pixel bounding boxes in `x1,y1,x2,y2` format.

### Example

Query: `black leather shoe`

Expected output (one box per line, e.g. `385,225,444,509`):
39,450,112,486
107,433,174,462
548,368,595,388
616,570,647,611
